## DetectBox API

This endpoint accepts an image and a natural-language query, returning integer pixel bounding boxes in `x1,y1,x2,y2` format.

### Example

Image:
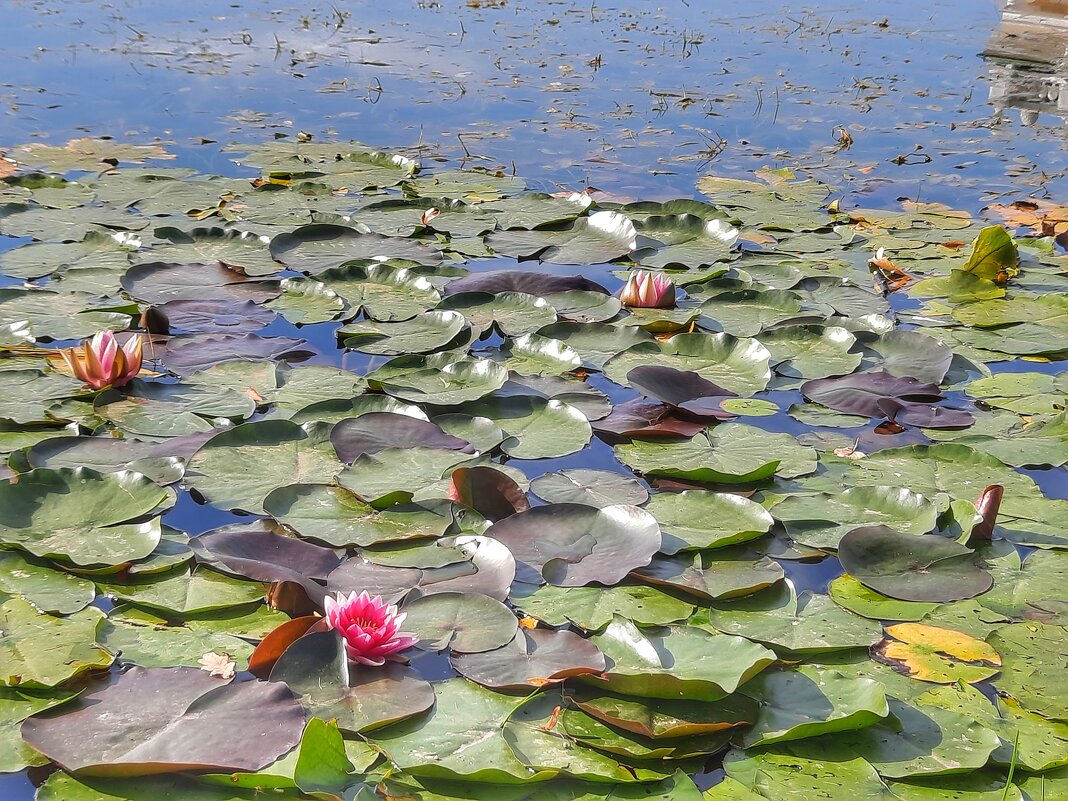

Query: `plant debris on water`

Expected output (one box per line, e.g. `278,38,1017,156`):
1,1,1067,800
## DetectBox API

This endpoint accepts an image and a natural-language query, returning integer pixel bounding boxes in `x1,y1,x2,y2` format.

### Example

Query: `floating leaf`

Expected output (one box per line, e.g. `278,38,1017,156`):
270,630,434,733
962,224,1018,283
838,526,993,603
402,591,518,653
586,616,776,701
737,666,889,747
0,468,170,567
529,468,649,508
22,666,304,775
452,628,605,690
185,420,342,514
873,623,1001,684
699,583,882,655
484,503,661,586
0,599,112,688
646,490,773,553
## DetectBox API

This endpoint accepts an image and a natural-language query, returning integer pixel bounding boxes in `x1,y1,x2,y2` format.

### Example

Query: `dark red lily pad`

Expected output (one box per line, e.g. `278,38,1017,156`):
154,299,277,333
801,370,942,417
591,399,708,442
447,465,531,522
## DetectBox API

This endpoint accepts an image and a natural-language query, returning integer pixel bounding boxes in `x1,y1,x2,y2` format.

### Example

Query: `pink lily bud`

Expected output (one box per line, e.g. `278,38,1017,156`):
619,270,675,309
59,331,143,390
323,590,418,666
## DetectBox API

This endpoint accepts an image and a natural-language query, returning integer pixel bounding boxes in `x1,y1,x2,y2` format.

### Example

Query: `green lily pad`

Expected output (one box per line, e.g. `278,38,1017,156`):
263,484,455,547
511,582,693,631
585,616,776,701
965,371,1068,415
603,332,771,395
737,665,889,747
632,551,784,602
484,503,661,586
98,566,265,616
0,686,78,773
143,226,279,277
564,685,757,739
0,288,133,340
318,260,442,320
838,526,993,603
828,575,940,621
0,467,171,567
0,550,95,614
368,353,509,405
94,380,254,437
761,325,862,380
784,696,1001,778
769,486,938,550
99,617,253,670
402,591,518,653
459,395,592,459
369,678,540,782
529,469,649,508
265,277,347,324
438,291,557,338
615,424,815,483
986,622,1068,721
699,289,803,336
698,582,883,654
486,211,637,265
0,599,112,688
270,224,442,272
184,420,342,514
645,490,773,553
339,310,469,355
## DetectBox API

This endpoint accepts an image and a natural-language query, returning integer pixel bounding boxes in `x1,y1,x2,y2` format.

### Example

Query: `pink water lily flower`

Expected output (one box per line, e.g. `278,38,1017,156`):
324,590,418,666
59,330,142,390
619,270,675,309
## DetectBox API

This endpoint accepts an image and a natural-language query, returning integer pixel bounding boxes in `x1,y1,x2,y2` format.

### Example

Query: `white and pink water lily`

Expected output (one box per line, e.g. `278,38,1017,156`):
324,590,418,666
619,270,676,309
59,330,143,391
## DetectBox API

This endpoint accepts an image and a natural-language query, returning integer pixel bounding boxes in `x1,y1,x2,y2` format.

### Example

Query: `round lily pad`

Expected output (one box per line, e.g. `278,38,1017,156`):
838,526,994,603
484,503,661,586
0,467,172,567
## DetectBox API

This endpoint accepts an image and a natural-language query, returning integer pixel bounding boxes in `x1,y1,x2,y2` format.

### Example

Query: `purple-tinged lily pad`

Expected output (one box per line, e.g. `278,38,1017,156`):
452,628,606,690
21,666,304,776
331,412,474,464
162,333,314,375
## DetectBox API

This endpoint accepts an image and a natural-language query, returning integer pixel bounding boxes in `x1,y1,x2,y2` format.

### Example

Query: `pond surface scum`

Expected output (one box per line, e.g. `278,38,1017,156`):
0,0,1067,799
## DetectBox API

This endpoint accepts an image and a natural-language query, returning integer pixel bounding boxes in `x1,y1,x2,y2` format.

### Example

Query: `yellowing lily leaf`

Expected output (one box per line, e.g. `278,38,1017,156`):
873,622,1001,684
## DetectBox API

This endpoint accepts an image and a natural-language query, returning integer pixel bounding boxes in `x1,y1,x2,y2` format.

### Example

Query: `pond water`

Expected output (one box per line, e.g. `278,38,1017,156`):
5,0,1068,208
1,1,1067,800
